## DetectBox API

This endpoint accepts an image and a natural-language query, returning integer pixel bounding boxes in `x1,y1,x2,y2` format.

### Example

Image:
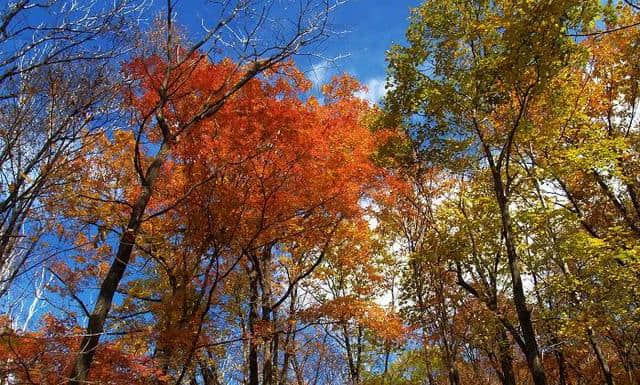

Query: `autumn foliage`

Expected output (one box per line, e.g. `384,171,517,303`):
3,1,640,385
0,46,404,383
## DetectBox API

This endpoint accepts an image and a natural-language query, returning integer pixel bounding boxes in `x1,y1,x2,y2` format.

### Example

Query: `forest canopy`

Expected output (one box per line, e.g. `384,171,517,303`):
0,1,639,385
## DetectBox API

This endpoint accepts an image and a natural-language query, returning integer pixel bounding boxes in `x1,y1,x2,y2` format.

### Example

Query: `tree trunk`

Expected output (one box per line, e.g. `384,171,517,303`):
249,265,260,385
587,327,615,385
68,150,165,384
261,246,274,385
491,169,548,385
441,328,460,385
448,366,461,385
279,287,297,385
553,341,569,385
497,329,517,385
343,323,357,385
423,348,436,385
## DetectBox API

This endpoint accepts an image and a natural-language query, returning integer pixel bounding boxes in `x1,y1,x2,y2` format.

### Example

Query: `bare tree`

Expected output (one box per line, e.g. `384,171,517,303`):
0,0,145,94
0,0,147,299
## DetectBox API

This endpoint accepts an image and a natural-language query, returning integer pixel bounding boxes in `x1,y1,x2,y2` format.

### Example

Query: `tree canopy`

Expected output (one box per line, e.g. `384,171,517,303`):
1,1,640,384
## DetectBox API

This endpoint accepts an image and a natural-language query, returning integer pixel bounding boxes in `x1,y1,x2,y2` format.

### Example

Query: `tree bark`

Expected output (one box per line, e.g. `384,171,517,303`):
261,246,274,385
69,149,166,384
497,329,517,385
587,327,615,385
490,166,548,385
279,287,297,385
552,337,569,385
249,264,260,385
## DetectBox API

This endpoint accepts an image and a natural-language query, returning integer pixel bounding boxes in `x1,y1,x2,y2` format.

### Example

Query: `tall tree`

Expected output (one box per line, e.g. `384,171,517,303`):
384,1,604,384
0,0,144,298
65,1,341,382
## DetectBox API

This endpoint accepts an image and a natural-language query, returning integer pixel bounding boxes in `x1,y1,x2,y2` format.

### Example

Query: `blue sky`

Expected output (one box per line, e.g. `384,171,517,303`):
302,0,421,102
171,0,421,104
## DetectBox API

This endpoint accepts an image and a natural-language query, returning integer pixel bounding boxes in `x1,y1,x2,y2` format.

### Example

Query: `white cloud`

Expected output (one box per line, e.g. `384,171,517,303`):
355,77,388,105
310,60,330,87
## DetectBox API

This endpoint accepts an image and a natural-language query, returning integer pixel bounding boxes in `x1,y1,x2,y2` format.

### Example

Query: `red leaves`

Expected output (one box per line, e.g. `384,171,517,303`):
35,50,399,384
129,56,392,254
0,316,157,385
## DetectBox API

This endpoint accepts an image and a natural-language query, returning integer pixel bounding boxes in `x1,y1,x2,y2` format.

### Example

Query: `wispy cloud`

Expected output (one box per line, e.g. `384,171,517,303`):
355,77,388,105
310,60,331,87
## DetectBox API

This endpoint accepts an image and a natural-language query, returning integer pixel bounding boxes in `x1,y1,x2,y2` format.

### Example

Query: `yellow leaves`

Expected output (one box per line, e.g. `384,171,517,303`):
97,262,110,277
74,232,89,246
307,95,319,108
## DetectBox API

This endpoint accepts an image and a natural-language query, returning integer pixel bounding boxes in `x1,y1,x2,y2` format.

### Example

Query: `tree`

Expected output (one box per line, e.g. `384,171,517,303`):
384,1,609,384
48,60,391,383
0,0,144,299
57,1,343,382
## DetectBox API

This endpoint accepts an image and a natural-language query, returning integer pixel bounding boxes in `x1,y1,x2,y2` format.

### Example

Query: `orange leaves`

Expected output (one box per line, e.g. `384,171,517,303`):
44,47,400,383
50,130,139,233
321,74,365,101
250,319,277,345
304,296,406,343
322,219,384,285
0,316,155,385
67,53,392,266
126,56,391,256
364,305,406,343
